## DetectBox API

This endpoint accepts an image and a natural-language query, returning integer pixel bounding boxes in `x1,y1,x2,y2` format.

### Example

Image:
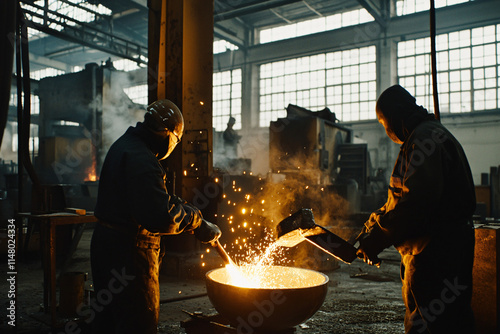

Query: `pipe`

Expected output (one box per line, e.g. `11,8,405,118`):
16,3,42,210
0,0,16,149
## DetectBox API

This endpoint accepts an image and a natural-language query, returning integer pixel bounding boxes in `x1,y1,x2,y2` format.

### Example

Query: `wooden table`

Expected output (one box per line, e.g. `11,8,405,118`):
17,212,96,328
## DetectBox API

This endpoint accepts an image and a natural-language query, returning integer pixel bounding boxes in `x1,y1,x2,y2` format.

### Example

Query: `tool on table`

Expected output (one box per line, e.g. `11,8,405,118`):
276,208,379,266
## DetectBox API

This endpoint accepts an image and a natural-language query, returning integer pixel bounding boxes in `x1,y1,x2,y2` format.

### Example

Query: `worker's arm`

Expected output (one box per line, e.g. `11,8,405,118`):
367,127,448,253
125,155,202,234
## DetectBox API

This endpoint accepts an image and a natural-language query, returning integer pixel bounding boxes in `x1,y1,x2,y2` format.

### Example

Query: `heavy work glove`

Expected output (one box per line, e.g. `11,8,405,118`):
183,204,203,232
195,219,222,244
355,226,385,268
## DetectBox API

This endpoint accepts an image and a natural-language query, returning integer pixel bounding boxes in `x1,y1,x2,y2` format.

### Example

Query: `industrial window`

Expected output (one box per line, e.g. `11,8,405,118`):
214,40,239,54
30,67,65,80
396,0,470,16
22,0,112,34
9,93,40,115
213,69,242,132
259,8,374,44
259,45,377,126
113,59,143,72
124,84,148,106
397,24,500,113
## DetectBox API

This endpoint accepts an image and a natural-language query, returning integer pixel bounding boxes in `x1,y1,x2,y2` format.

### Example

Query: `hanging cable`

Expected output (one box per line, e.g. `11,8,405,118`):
430,0,440,121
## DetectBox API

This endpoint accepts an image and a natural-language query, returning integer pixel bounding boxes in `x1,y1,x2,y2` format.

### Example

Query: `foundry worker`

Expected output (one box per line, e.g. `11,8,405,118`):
356,85,475,333
90,99,221,334
223,116,241,157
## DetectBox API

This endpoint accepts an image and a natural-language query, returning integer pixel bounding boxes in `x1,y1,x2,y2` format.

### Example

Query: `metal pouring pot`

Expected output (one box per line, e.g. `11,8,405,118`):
205,265,329,332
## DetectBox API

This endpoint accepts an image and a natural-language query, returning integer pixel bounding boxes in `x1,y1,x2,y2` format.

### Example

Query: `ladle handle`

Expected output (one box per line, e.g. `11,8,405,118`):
212,240,234,266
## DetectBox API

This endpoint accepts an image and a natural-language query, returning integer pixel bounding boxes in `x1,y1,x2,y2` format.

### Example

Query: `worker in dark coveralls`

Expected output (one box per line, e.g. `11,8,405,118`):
90,99,221,334
223,116,241,158
356,85,475,333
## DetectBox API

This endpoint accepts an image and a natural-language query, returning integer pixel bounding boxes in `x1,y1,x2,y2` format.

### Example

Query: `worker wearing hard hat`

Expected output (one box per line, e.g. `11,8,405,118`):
356,85,475,333
90,99,221,334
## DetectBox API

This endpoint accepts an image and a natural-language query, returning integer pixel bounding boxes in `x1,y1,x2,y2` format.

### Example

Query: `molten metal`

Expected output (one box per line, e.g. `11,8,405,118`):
206,265,329,331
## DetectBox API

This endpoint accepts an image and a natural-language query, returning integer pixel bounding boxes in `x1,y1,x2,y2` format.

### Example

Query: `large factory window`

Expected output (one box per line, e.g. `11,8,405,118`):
398,24,500,113
30,67,65,80
214,40,239,54
259,45,376,126
396,0,470,16
22,0,111,33
124,84,148,106
213,69,242,131
9,93,40,115
260,8,373,44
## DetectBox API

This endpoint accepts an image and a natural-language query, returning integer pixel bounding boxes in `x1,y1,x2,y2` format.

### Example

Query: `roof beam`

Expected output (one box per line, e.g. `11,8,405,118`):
356,0,387,28
214,25,245,49
214,0,303,22
29,52,72,72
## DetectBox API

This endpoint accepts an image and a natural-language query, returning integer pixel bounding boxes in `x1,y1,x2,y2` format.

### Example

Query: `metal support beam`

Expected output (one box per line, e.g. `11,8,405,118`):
214,0,303,22
21,2,147,64
356,0,387,28
29,52,72,72
214,25,245,49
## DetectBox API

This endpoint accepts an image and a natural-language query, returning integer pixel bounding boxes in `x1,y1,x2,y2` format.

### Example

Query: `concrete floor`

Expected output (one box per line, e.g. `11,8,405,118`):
0,227,405,334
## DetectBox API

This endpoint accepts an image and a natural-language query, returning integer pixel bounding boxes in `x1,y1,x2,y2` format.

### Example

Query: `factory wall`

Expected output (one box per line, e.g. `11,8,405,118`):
213,0,500,187
235,110,500,188
348,111,500,186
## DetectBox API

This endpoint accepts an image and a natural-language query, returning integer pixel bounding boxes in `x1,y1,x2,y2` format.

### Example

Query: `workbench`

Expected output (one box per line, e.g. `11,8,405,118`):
17,212,96,328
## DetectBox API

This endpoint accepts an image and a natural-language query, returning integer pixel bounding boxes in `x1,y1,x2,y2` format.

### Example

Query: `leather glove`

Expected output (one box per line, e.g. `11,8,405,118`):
355,226,385,267
170,195,187,205
194,219,222,244
183,204,203,232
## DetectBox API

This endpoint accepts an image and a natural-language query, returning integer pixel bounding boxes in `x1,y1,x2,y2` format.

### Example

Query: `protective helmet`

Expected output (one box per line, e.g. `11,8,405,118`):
144,99,184,138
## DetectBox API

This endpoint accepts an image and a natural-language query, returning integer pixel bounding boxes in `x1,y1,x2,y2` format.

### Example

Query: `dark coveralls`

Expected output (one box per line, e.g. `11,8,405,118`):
362,99,476,332
90,122,201,334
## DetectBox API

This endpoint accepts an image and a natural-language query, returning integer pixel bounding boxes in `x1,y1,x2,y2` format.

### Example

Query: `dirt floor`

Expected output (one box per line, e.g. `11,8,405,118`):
0,227,405,334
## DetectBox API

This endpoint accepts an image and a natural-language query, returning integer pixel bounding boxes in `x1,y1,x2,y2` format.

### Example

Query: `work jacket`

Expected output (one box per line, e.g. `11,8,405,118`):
94,122,199,234
365,118,476,255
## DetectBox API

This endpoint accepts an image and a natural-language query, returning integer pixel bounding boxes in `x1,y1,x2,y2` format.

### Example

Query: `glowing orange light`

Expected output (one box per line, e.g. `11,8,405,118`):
200,101,204,105
183,170,187,176
215,178,219,183
206,248,210,253
241,208,246,214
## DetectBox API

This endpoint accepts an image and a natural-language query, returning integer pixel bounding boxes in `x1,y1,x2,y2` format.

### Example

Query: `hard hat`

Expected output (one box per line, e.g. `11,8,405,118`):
144,99,184,137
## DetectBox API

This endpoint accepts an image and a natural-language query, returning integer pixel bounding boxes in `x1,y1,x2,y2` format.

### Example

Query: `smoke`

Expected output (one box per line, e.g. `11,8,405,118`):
100,71,145,155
